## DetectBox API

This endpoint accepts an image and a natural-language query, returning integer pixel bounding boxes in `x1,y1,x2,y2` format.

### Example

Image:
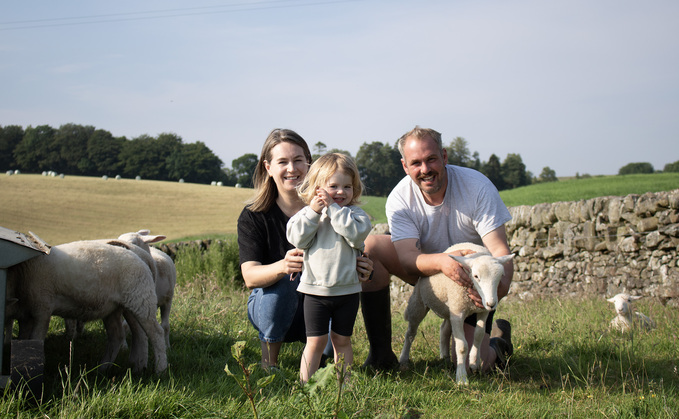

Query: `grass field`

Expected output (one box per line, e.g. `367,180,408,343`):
2,172,677,245
4,277,678,417
2,172,678,417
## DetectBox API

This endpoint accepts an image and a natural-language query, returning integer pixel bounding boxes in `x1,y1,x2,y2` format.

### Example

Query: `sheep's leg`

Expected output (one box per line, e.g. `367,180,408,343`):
99,309,125,371
449,316,469,385
399,289,429,368
159,302,172,349
124,311,149,373
439,318,452,362
125,305,167,374
469,311,488,374
27,313,51,340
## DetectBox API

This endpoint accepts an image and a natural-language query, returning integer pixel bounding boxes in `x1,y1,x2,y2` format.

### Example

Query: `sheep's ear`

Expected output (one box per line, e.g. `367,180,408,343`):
496,254,514,264
606,297,616,303
142,235,166,244
449,254,471,269
137,229,151,236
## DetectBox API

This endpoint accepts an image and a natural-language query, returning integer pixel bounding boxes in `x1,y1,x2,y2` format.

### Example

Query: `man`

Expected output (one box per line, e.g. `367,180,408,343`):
361,126,514,371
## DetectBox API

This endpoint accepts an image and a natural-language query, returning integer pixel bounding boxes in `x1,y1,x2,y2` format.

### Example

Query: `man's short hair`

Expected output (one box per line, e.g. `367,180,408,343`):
397,126,443,158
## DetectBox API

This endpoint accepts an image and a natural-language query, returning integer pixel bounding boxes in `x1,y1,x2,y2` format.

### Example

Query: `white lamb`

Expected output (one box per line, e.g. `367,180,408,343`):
399,242,514,385
607,293,655,332
6,241,168,374
116,230,176,348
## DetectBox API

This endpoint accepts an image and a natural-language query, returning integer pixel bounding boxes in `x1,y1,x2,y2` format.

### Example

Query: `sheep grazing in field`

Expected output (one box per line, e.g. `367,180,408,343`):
6,241,168,374
116,230,176,349
607,293,655,332
399,243,514,385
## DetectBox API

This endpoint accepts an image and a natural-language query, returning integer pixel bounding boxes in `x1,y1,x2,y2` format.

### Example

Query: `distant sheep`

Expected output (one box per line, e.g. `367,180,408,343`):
607,293,655,332
7,241,167,374
399,243,513,385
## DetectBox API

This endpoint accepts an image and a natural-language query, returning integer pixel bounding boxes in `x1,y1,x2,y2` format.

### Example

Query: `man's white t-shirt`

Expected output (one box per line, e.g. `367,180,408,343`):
386,165,512,254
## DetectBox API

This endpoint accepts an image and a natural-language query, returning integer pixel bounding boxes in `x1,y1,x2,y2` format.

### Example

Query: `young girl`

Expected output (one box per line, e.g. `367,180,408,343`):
286,153,372,383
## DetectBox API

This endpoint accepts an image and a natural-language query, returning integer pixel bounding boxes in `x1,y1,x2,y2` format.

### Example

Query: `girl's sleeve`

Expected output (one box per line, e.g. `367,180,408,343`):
286,206,322,249
326,204,372,250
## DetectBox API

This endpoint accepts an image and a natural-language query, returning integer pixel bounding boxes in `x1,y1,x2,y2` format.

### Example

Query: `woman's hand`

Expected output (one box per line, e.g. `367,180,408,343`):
283,248,305,279
356,252,374,282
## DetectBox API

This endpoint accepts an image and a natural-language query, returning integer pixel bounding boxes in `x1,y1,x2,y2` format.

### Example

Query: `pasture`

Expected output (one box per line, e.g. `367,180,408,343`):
2,173,678,417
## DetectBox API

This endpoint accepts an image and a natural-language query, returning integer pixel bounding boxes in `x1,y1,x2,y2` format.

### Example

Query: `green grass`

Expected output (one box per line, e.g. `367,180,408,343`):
5,269,678,417
500,172,679,207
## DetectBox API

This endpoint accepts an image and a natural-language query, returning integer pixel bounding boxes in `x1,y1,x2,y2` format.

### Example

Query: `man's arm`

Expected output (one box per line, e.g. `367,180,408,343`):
481,225,513,300
392,238,473,287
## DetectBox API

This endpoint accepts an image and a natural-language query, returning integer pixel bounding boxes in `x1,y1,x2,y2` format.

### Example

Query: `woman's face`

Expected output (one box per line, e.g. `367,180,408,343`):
265,142,309,195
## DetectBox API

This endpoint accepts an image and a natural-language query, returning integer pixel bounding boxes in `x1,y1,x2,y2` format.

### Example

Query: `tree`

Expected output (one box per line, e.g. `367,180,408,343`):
54,123,95,175
0,125,24,171
87,129,124,176
618,162,654,175
663,160,679,173
231,153,258,187
355,142,402,197
174,141,225,184
14,125,58,172
446,137,472,167
481,154,505,190
312,141,327,161
538,166,558,183
501,153,528,189
119,134,164,179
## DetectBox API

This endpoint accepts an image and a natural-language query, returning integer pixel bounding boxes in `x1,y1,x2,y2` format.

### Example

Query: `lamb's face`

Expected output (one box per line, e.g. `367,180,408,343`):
607,293,640,316
453,254,505,311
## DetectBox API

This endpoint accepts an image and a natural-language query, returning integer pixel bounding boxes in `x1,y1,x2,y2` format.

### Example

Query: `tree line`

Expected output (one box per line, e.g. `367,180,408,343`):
1,124,229,185
5,124,673,195
0,123,554,193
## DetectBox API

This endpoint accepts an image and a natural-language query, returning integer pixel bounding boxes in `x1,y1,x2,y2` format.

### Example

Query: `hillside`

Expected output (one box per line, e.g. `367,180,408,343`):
0,174,253,245
2,172,677,245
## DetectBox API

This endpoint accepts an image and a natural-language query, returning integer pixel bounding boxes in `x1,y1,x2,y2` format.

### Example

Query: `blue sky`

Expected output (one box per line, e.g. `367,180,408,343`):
2,0,678,177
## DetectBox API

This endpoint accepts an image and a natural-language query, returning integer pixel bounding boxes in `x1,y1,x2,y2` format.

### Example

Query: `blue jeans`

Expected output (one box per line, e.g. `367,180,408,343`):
247,274,306,343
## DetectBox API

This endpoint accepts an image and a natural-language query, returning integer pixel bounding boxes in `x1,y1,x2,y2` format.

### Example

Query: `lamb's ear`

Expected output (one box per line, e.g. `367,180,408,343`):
137,229,151,236
142,235,167,244
496,254,514,264
606,297,616,303
449,254,471,269
629,295,642,301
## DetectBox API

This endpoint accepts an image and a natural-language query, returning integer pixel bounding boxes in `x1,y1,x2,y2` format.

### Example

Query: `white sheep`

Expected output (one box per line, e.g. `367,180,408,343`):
6,241,168,374
116,230,176,349
64,230,175,364
607,293,655,332
399,242,514,385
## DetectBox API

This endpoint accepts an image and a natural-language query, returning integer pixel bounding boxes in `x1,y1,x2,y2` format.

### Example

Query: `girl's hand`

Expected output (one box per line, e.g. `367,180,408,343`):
310,190,325,213
357,252,374,282
316,187,333,208
282,248,304,279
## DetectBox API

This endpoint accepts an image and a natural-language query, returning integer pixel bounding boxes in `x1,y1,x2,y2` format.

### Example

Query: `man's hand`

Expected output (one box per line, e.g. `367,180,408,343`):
441,252,484,309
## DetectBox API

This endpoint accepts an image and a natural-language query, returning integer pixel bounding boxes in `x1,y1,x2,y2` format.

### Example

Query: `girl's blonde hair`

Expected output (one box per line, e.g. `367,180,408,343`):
246,128,312,213
297,153,364,206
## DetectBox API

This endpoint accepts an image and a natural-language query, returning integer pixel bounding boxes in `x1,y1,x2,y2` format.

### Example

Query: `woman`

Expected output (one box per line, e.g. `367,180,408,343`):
237,129,373,369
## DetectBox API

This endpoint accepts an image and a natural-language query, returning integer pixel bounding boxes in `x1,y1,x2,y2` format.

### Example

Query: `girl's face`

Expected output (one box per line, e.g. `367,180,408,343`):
265,142,308,195
323,170,354,207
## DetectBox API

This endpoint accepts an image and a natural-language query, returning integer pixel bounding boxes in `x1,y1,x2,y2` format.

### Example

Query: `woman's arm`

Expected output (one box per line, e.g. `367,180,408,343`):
241,248,305,289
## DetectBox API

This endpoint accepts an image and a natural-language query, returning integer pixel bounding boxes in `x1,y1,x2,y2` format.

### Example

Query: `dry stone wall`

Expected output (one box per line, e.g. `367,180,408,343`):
505,189,679,306
388,189,679,308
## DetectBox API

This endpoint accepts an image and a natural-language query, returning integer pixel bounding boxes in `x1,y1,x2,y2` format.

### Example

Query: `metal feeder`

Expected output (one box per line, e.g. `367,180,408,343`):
0,226,51,392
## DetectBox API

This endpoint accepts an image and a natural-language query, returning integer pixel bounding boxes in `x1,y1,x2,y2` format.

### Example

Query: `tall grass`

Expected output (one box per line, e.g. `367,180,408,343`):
4,267,678,417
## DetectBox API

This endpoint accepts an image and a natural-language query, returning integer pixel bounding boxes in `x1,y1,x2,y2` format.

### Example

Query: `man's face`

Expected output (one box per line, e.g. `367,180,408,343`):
401,134,448,201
